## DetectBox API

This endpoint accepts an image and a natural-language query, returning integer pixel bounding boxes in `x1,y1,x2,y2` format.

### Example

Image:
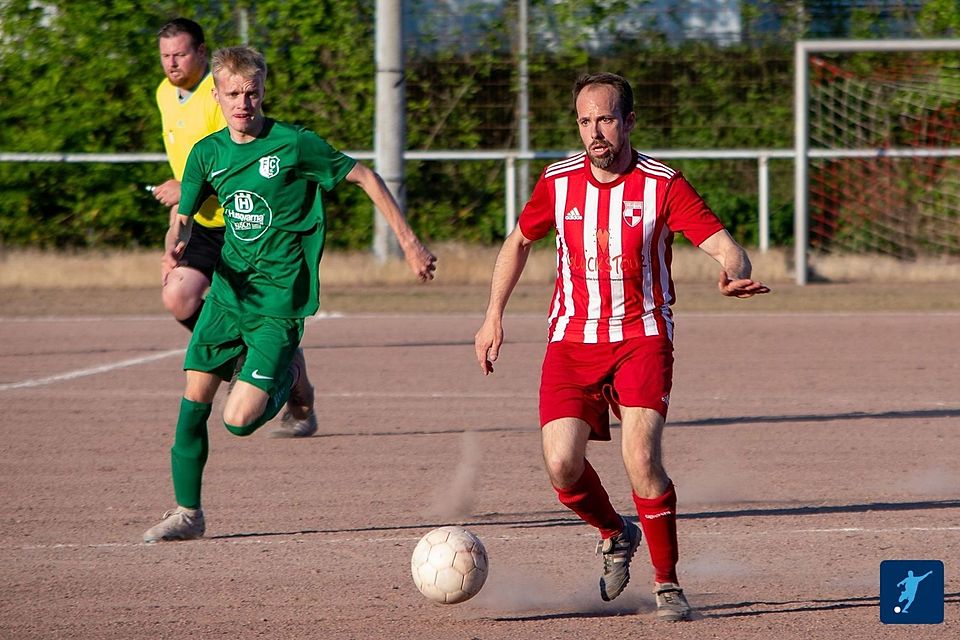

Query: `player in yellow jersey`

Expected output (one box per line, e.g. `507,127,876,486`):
153,18,227,332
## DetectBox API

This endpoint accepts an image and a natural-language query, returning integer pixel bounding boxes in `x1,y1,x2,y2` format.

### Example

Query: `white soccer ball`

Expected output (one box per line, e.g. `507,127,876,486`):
411,526,489,604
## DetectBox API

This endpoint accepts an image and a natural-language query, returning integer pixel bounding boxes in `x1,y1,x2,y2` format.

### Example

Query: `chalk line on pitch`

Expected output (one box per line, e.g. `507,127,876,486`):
5,525,959,552
0,348,185,392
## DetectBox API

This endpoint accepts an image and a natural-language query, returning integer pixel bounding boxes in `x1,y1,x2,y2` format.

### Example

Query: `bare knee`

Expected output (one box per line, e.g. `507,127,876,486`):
162,283,201,319
624,449,668,497
162,268,207,320
544,454,584,490
222,404,258,429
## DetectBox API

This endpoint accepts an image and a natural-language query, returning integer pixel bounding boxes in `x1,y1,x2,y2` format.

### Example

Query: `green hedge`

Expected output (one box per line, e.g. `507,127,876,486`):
1,1,951,251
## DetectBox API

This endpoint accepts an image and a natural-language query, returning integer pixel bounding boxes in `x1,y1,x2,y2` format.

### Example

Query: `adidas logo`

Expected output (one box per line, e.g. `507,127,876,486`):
564,207,583,221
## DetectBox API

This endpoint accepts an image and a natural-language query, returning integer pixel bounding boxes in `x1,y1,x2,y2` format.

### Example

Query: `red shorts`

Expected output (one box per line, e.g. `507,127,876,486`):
539,336,674,441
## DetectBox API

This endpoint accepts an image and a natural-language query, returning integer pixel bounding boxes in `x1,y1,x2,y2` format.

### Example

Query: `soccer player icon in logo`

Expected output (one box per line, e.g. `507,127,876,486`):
896,570,933,613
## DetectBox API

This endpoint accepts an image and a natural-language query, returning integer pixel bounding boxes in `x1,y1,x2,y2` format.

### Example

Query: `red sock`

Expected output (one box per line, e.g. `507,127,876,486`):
633,481,679,584
554,461,623,539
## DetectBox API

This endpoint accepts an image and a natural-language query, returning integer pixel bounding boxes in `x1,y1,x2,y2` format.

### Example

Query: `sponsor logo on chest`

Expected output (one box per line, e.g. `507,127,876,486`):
225,190,273,242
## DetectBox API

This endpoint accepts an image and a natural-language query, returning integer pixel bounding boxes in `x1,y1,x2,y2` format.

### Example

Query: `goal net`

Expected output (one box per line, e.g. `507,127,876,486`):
802,43,960,269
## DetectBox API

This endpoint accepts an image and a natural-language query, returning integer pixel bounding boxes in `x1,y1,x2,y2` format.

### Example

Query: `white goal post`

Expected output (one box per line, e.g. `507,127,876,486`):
794,39,960,285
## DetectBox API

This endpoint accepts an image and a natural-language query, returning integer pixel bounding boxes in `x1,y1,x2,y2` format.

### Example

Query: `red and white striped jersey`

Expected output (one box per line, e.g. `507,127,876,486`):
518,151,724,344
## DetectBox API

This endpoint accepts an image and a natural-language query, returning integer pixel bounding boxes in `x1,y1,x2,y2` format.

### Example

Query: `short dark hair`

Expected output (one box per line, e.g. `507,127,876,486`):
157,18,205,49
573,72,634,118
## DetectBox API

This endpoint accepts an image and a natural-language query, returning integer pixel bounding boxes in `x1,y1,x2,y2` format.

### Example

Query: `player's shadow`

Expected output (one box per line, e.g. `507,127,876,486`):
492,607,645,622
208,511,581,540
669,407,960,428
698,592,960,619
208,498,960,539
680,498,960,520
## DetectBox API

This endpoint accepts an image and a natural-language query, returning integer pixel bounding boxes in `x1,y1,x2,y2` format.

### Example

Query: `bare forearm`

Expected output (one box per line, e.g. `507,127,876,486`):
350,164,418,247
699,229,770,298
699,230,751,277
484,231,532,320
346,162,436,281
166,214,193,252
720,244,752,281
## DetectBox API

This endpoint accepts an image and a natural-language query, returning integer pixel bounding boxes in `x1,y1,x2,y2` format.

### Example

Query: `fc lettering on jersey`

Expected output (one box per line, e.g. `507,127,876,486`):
517,152,725,344
258,156,280,179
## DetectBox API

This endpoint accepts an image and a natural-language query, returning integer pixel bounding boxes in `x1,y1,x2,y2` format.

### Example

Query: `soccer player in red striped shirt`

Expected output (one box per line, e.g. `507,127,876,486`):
475,72,769,622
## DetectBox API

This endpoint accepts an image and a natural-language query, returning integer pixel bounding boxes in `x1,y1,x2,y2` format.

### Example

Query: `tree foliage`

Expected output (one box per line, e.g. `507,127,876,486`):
1,0,956,250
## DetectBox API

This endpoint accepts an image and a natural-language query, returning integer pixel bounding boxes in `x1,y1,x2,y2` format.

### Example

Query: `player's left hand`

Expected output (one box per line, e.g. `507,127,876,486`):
718,270,770,298
403,242,437,282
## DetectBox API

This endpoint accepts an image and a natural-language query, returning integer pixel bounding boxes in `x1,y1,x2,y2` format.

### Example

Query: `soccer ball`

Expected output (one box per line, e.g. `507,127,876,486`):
411,526,489,604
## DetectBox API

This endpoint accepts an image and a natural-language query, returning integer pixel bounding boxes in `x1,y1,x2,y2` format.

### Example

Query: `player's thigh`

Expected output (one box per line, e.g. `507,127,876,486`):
235,315,304,393
610,335,674,418
539,341,616,441
619,406,666,465
184,301,244,381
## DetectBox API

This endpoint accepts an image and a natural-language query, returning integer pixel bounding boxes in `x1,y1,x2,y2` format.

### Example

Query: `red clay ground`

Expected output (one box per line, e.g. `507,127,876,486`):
1,282,958,639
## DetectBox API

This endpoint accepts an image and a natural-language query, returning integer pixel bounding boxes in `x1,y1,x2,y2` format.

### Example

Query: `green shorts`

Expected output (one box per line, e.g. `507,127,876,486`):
184,299,305,394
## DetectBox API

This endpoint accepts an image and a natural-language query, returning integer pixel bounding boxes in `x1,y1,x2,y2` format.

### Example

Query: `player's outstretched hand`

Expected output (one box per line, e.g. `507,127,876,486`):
151,178,182,208
474,318,503,376
718,270,770,298
402,241,437,282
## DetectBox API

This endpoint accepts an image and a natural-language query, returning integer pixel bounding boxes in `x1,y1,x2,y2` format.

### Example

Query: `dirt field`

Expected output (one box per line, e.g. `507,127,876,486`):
1,282,958,639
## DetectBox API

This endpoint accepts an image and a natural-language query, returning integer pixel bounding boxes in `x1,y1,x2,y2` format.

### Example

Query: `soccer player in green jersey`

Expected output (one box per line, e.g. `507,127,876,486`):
144,46,436,543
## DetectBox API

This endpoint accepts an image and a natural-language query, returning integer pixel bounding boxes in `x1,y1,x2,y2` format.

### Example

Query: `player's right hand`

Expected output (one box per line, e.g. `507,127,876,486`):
718,270,770,298
474,319,503,376
152,179,182,208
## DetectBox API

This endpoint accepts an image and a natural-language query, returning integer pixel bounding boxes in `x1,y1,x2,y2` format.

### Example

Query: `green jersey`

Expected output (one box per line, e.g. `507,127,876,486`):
180,119,356,318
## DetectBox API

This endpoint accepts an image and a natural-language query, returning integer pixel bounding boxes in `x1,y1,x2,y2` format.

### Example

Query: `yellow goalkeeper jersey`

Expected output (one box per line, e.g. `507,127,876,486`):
156,71,227,228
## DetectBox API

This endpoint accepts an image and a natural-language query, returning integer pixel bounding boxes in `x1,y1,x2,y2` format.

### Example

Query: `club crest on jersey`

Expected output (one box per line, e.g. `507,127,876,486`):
623,201,644,227
258,155,280,179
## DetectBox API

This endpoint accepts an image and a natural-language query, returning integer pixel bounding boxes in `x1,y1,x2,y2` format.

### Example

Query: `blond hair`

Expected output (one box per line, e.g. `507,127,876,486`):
211,46,267,84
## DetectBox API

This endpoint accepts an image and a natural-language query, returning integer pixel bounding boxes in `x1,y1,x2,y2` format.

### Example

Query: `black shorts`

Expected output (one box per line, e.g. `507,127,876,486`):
180,223,225,281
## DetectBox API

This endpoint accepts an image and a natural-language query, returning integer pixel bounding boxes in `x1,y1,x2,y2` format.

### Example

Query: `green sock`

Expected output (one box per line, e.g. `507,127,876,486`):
171,398,211,509
223,367,294,437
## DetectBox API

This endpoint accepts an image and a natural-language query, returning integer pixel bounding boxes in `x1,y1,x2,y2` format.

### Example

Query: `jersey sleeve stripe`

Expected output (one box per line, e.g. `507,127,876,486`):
544,153,586,178
637,160,675,180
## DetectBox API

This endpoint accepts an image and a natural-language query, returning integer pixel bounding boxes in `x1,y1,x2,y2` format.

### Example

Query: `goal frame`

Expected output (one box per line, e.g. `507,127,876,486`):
794,39,960,285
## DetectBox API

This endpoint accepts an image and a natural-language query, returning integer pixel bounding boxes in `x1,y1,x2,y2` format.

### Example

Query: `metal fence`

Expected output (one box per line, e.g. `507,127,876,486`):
0,148,790,250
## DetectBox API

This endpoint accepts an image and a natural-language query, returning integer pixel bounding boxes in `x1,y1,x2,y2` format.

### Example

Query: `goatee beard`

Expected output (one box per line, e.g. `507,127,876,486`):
589,151,615,170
